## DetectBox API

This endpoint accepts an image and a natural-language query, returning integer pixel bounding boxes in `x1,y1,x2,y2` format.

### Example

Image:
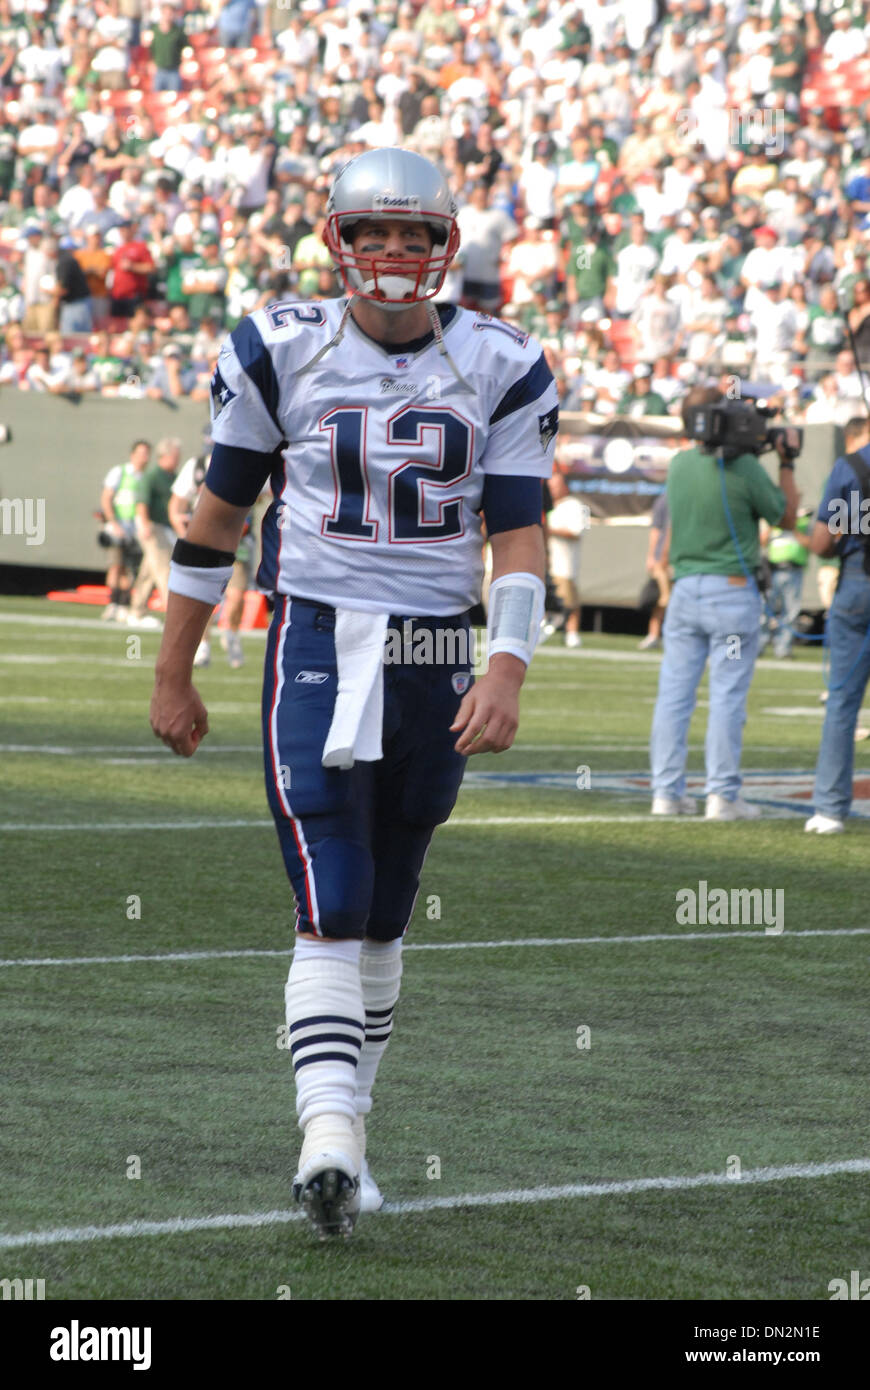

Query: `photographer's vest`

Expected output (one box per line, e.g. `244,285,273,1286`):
113,463,141,523
767,514,810,567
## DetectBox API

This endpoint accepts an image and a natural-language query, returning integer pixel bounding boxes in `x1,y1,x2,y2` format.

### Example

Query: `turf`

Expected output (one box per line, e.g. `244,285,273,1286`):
1,596,868,1300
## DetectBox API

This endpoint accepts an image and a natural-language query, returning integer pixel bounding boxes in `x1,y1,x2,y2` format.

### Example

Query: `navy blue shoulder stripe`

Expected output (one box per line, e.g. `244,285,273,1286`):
232,316,285,442
489,352,554,426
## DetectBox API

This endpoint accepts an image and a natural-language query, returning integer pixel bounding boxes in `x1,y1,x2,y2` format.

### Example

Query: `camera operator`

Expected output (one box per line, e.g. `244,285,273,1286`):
650,386,800,820
805,415,870,833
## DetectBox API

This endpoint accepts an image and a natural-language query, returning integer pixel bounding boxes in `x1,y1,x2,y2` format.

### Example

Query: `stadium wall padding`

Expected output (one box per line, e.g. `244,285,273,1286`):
0,396,841,609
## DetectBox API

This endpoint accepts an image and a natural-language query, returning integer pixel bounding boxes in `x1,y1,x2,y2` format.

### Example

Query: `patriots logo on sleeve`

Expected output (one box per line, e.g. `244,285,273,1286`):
538,405,559,451
210,363,237,419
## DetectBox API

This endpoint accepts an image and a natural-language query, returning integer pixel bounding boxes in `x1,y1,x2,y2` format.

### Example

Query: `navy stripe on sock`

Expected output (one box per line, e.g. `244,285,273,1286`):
290,1032,364,1057
294,1052,360,1071
289,1015,365,1034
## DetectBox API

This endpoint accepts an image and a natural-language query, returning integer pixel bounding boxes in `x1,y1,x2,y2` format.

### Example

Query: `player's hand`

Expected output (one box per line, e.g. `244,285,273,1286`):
450,656,524,756
150,678,209,757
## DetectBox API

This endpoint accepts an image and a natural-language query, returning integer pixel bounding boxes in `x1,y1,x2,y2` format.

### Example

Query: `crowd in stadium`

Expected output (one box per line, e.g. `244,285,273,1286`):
1,0,870,423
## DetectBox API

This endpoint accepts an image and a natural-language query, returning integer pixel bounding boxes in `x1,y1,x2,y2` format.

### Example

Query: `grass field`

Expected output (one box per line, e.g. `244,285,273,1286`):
1,595,868,1301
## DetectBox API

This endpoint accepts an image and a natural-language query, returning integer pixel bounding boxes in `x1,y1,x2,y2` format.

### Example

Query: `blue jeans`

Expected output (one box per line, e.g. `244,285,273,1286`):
651,574,761,800
59,298,93,332
812,554,870,819
153,68,183,92
763,564,804,657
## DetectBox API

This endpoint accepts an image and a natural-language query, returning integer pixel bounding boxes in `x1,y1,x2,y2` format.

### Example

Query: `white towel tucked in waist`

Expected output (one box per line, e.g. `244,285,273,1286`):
321,608,389,769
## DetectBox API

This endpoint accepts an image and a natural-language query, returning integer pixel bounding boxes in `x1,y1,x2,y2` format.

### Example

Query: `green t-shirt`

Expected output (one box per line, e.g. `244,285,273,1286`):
562,229,613,298
617,389,668,417
667,447,786,580
808,305,846,354
135,464,176,527
150,24,186,71
183,252,227,324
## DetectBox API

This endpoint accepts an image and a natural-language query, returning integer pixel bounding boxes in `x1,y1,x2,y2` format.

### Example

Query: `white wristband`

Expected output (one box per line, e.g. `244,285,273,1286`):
487,571,546,666
169,560,233,607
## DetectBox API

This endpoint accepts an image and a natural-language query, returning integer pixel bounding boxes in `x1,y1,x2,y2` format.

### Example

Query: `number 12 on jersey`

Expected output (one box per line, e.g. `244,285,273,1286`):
319,405,473,545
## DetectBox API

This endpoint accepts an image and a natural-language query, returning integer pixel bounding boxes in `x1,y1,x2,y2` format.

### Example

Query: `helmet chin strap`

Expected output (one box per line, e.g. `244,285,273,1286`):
425,300,476,394
294,291,475,396
294,292,358,377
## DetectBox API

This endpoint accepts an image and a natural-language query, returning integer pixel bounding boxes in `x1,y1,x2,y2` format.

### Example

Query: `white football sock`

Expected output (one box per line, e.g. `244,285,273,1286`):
285,938,364,1143
356,938,403,1130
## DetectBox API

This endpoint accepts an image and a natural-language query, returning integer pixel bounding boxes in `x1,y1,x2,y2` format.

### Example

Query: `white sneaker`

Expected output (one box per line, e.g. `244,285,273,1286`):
352,1114,384,1213
565,630,582,649
220,629,244,669
804,813,845,834
293,1116,360,1240
101,603,117,621
126,612,162,630
705,794,761,821
651,794,697,815
855,726,869,742
193,640,211,668
638,634,661,650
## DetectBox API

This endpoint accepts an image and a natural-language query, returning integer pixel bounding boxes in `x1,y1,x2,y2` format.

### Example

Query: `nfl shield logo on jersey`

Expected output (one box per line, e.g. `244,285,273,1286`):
451,672,471,695
538,406,558,450
392,356,411,370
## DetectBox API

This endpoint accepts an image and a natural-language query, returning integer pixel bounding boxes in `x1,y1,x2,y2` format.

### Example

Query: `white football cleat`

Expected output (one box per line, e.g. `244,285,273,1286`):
705,794,761,821
293,1116,360,1240
638,634,662,650
359,1156,384,1213
126,612,162,630
193,640,211,668
565,630,582,649
101,603,118,621
352,1114,384,1212
651,794,697,815
804,813,845,834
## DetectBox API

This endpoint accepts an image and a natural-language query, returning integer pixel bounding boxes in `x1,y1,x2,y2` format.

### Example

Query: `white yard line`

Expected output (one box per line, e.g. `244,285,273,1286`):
1,928,866,970
0,1158,866,1251
0,814,762,832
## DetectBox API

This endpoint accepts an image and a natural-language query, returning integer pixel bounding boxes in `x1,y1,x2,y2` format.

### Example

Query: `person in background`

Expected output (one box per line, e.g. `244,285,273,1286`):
129,436,180,628
805,416,870,832
546,471,586,649
640,490,670,651
759,508,811,658
100,438,151,620
650,386,800,820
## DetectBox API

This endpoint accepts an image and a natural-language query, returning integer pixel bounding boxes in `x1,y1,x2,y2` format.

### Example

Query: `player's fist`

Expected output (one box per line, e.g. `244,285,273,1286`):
150,679,209,757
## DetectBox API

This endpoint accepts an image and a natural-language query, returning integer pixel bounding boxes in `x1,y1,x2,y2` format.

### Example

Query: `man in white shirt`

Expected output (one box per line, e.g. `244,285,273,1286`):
547,472,586,649
456,182,517,311
752,280,799,382
824,9,867,65
613,221,660,317
57,166,97,230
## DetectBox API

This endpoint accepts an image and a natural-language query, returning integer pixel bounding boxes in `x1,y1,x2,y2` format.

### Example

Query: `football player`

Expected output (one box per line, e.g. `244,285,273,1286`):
149,148,558,1239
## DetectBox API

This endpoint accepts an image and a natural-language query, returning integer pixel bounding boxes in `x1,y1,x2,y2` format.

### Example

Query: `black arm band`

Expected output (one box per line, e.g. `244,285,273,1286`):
172,539,237,567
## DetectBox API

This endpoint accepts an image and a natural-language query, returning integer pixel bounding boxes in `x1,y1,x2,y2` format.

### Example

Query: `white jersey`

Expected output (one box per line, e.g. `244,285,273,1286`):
208,300,558,616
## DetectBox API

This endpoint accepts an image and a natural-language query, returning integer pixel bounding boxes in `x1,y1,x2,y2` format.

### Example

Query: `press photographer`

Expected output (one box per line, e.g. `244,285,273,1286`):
649,387,801,820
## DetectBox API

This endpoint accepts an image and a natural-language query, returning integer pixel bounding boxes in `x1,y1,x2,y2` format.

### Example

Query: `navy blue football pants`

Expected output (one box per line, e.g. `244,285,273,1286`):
262,596,472,940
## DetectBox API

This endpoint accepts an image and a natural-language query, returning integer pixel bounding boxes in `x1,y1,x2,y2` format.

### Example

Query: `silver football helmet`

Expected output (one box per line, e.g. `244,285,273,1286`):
324,147,460,310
